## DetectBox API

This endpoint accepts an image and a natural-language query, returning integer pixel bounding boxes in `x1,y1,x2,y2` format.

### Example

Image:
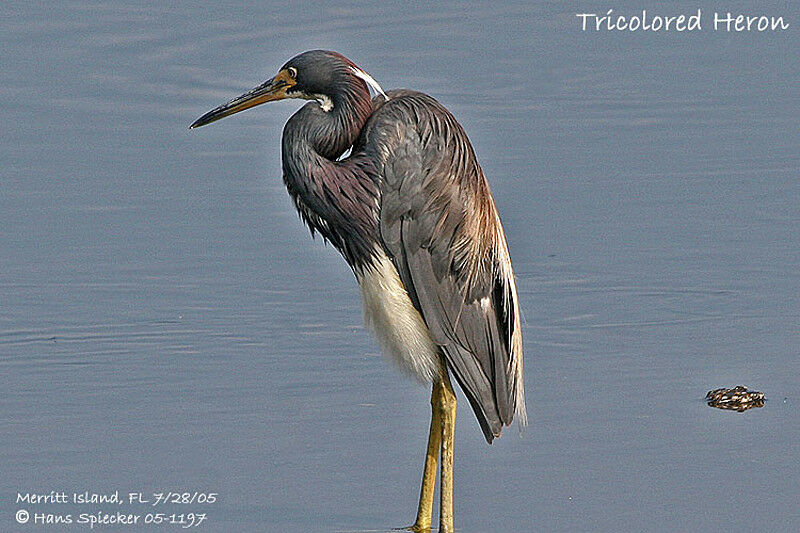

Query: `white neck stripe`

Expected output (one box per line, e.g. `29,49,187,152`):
315,94,333,112
350,66,388,100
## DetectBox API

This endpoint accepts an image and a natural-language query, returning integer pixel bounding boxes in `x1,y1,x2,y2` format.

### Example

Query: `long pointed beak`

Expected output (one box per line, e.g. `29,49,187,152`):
189,71,295,129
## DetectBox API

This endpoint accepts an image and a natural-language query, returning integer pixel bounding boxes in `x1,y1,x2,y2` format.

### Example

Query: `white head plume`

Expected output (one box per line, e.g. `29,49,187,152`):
350,66,388,101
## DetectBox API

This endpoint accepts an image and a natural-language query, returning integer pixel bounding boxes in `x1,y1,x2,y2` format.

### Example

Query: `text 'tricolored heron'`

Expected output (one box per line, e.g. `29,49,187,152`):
190,50,526,532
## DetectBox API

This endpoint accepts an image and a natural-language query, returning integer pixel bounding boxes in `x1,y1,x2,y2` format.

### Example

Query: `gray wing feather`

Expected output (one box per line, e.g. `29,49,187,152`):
363,90,526,442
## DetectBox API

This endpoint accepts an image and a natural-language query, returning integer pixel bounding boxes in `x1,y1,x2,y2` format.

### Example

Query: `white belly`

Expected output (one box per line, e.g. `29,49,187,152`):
357,249,441,382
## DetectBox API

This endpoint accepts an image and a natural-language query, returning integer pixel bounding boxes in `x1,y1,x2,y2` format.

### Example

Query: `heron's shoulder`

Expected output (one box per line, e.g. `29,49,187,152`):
361,89,467,159
370,89,449,118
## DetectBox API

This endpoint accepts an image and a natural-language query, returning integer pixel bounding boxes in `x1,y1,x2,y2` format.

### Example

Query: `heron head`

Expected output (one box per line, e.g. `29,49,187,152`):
190,50,383,129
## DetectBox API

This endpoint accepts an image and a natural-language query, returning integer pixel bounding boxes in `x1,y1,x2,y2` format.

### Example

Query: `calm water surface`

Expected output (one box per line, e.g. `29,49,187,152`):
2,1,799,531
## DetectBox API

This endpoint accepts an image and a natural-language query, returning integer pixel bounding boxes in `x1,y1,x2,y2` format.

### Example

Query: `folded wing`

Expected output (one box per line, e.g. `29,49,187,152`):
361,91,526,442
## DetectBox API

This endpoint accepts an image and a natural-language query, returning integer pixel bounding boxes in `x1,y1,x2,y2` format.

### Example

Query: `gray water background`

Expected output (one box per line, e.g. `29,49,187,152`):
2,1,799,531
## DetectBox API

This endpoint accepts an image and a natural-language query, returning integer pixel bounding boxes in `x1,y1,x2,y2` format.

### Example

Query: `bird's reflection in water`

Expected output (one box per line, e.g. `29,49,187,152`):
332,521,439,532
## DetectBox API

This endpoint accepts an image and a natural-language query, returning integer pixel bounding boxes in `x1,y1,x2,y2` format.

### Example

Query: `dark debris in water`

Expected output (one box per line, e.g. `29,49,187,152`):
706,386,765,412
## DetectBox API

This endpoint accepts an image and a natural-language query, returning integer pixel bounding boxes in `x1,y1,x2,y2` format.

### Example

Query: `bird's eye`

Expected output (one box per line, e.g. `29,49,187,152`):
287,67,298,79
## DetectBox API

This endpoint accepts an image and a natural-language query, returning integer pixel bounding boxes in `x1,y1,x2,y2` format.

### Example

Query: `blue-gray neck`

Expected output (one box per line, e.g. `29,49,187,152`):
280,81,380,270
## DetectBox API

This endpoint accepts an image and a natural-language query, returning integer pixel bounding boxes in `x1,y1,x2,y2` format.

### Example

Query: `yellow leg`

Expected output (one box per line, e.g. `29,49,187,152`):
408,364,457,533
410,382,443,532
438,371,457,533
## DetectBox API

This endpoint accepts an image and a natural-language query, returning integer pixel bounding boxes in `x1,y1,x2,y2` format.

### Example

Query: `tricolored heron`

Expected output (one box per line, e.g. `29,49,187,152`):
190,50,526,532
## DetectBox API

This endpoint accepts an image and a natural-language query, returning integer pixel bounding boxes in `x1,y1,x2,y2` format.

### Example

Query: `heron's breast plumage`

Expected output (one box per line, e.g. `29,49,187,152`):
357,248,441,382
